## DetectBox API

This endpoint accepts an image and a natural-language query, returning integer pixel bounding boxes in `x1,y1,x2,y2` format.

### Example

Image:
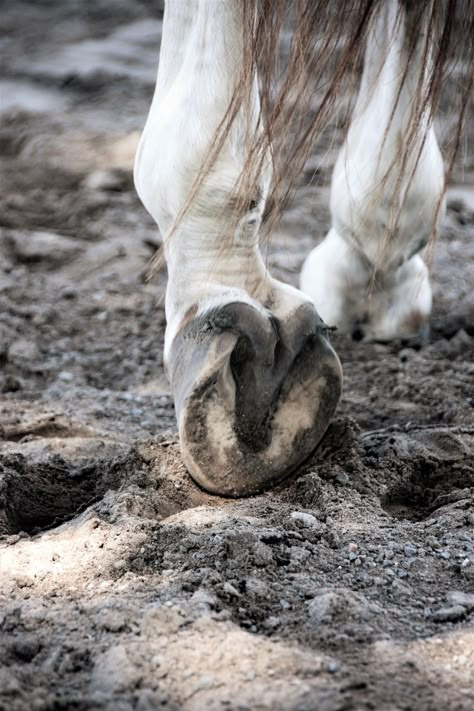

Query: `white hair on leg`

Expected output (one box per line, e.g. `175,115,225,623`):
301,0,445,340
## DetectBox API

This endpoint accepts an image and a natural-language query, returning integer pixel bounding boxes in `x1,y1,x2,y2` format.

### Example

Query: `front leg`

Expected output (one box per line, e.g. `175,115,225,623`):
135,1,342,495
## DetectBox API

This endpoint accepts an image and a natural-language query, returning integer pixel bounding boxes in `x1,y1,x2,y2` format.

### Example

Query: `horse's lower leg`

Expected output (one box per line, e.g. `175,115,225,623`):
301,0,445,341
135,1,342,495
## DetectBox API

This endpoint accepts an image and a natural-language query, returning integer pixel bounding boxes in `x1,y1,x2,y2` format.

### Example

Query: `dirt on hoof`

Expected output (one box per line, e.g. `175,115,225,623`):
1,2,474,710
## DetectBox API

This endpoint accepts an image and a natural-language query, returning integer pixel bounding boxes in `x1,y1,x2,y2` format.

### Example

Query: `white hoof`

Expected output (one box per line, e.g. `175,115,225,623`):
300,229,432,341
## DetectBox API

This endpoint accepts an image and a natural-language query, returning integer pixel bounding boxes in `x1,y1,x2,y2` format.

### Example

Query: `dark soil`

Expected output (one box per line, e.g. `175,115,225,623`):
0,2,473,710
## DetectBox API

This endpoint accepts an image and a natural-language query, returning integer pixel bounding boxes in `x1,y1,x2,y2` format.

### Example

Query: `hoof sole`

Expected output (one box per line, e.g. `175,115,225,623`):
168,301,342,496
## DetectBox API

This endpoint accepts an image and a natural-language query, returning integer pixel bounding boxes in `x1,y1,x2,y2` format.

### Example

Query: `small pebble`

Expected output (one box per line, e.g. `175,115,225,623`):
192,675,214,693
6,534,20,545
335,471,349,485
60,285,78,299
83,169,126,192
388,542,401,552
326,529,341,549
263,616,280,630
447,591,474,610
431,605,467,623
58,371,74,382
290,511,317,528
404,544,417,558
223,582,240,598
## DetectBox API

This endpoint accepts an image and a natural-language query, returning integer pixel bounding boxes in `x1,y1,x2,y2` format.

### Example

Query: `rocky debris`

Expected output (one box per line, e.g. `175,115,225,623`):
96,608,130,633
306,588,378,626
404,543,418,557
83,168,131,192
446,591,474,610
2,229,82,266
290,511,318,527
0,668,21,696
6,338,41,366
460,557,474,581
431,606,468,623
90,645,142,694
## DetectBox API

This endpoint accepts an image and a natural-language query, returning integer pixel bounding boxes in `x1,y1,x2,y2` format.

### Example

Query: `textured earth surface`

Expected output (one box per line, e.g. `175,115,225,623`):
0,2,473,710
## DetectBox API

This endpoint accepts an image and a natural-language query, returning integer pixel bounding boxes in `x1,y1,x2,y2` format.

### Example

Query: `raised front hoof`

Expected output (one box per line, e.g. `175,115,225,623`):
168,302,343,496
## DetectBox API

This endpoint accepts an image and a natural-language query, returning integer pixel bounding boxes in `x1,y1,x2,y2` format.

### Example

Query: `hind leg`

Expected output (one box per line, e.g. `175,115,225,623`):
301,1,445,341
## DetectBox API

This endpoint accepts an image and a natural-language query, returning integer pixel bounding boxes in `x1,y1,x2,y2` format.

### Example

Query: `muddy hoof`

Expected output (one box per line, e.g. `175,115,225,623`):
168,301,343,496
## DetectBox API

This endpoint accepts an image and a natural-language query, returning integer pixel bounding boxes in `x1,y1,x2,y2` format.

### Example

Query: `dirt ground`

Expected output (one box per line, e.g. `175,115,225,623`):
1,2,473,710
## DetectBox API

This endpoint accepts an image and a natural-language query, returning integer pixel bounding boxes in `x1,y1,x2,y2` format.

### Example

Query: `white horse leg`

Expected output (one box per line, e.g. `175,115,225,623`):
135,1,342,495
301,1,445,341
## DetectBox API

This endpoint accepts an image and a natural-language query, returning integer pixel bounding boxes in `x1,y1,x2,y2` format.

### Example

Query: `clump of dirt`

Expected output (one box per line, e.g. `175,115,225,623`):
0,2,473,710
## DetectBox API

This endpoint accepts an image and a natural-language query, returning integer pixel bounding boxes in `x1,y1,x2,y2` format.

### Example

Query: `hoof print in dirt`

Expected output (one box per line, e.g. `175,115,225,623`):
371,428,474,521
0,447,139,536
381,460,474,522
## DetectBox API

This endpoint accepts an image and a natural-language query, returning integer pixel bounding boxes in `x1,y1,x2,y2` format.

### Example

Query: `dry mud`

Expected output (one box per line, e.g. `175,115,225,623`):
0,2,473,710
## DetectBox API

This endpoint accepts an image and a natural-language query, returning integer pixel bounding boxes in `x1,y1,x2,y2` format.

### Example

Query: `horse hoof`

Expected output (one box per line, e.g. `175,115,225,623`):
167,301,343,496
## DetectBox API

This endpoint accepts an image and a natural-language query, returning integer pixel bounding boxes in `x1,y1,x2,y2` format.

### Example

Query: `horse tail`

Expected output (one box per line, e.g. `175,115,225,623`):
148,0,473,275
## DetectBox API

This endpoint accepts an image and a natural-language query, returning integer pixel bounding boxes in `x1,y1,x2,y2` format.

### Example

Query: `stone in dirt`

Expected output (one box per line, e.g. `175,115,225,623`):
2,229,82,265
431,606,467,623
90,645,142,694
